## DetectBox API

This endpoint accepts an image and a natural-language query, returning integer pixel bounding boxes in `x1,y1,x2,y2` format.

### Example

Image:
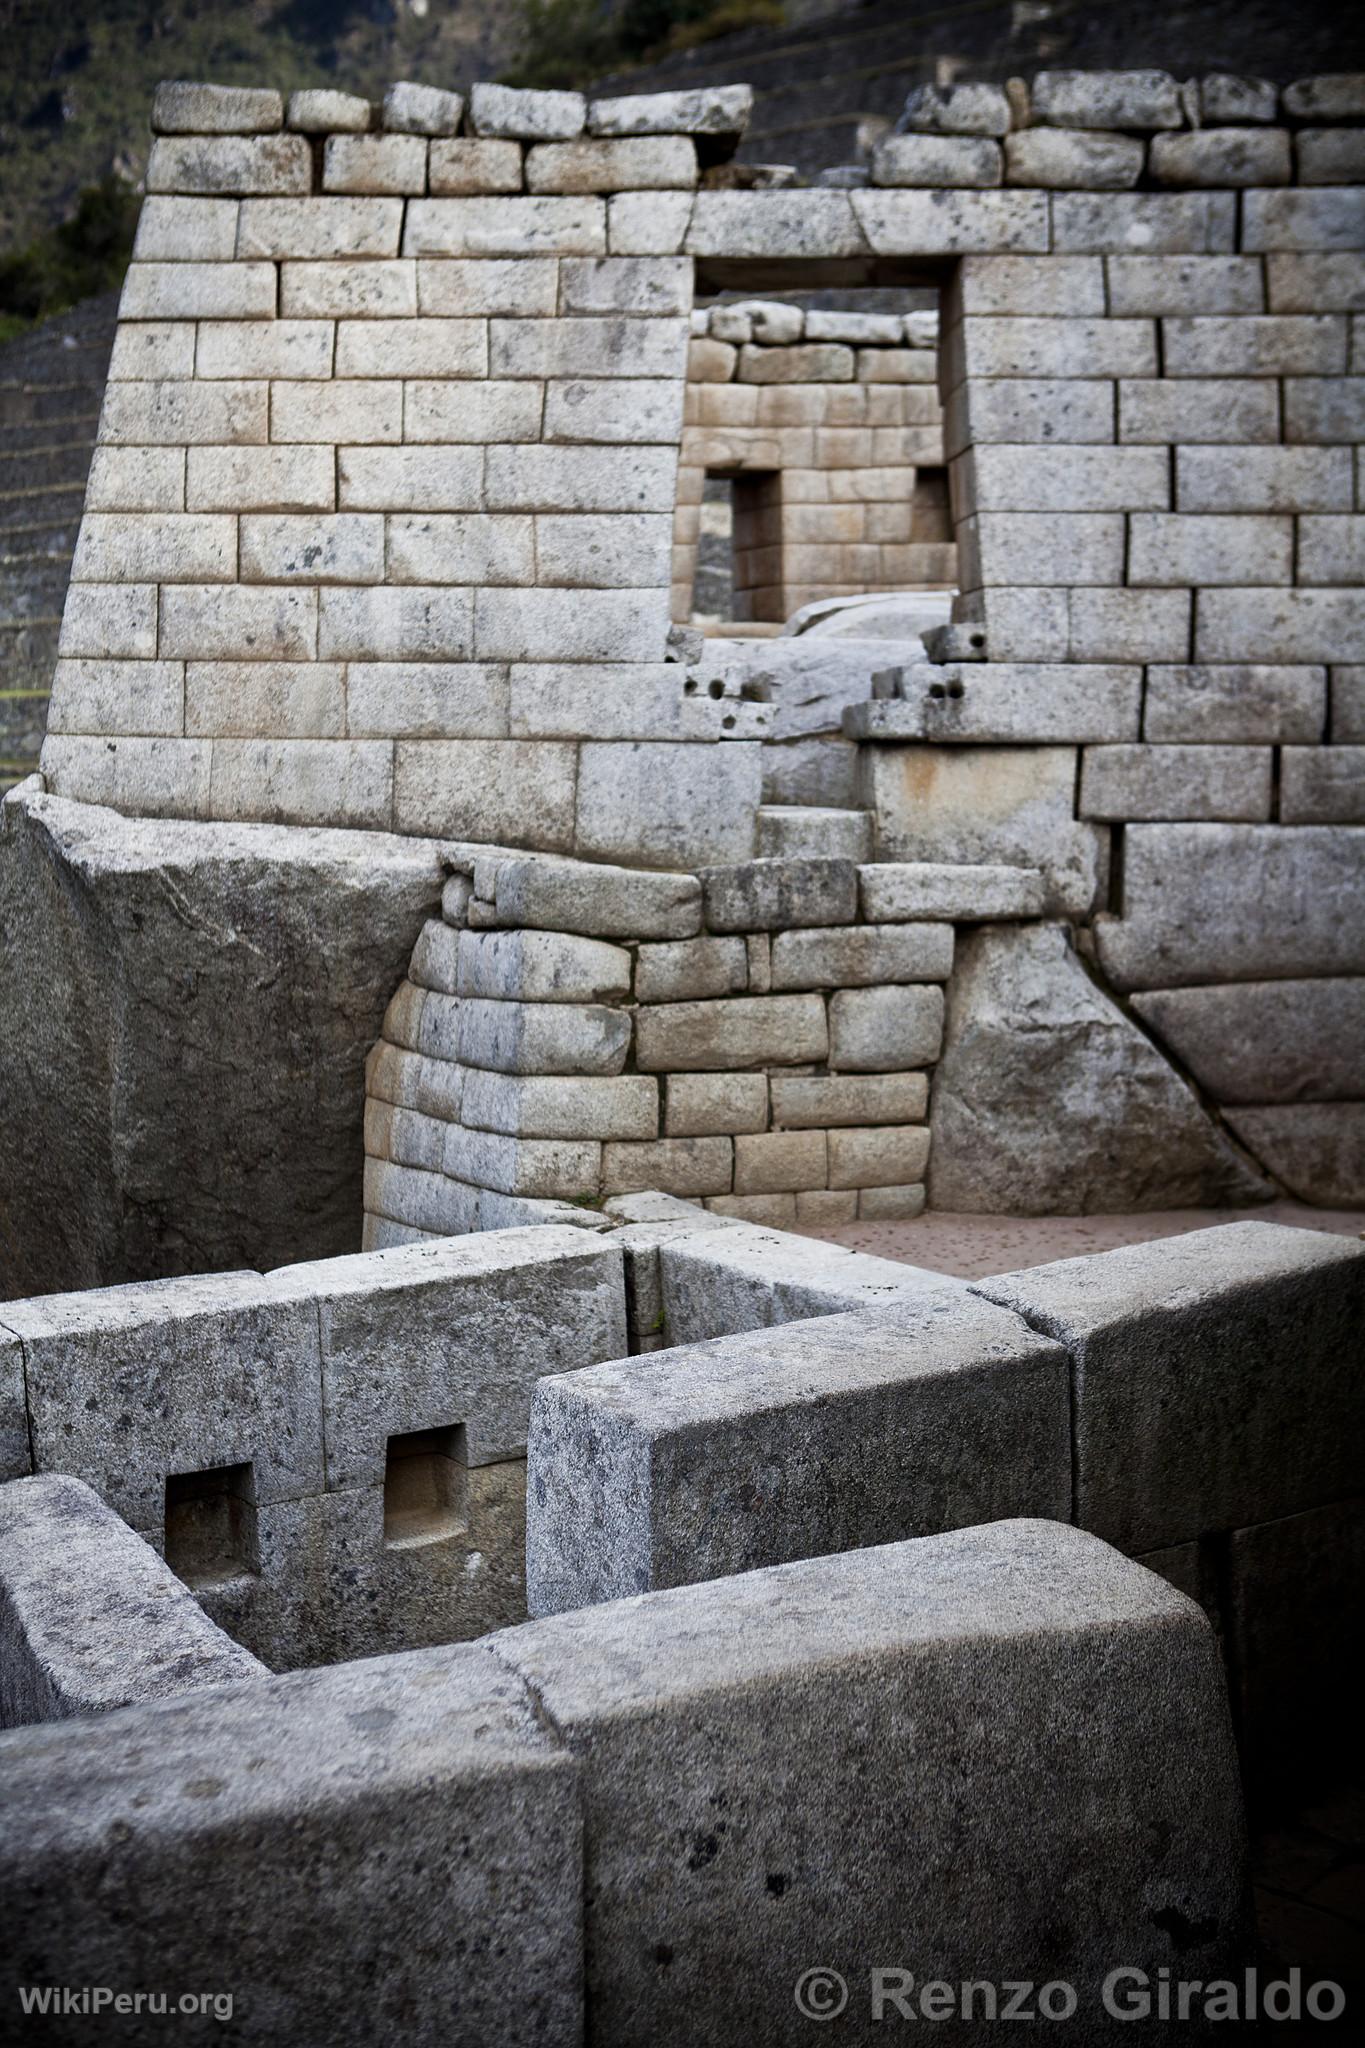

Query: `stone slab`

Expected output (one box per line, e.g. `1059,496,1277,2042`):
1094,824,1365,989
1132,980,1365,1104
859,746,1106,917
976,1221,1365,1551
1225,1103,1365,1206
0,1642,582,2046
7,1270,325,1531
858,861,1045,921
657,1220,958,1345
471,851,703,940
0,1474,266,1727
526,1299,1068,1610
499,1522,1247,2044
269,1227,626,1485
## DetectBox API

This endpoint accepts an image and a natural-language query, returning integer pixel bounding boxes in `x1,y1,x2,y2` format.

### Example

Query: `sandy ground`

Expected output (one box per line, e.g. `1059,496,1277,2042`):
797,1201,1365,1279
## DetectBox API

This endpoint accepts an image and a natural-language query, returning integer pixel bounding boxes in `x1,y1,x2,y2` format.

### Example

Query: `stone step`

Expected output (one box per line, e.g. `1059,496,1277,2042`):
755,805,873,862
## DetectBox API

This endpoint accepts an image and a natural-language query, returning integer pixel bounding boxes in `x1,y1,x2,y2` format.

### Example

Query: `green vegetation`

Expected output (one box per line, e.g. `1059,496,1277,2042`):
0,178,140,334
503,0,782,90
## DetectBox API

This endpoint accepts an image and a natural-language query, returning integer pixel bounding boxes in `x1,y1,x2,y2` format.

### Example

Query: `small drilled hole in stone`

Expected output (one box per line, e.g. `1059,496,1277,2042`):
948,679,965,698
383,1425,468,1548
165,1462,259,1588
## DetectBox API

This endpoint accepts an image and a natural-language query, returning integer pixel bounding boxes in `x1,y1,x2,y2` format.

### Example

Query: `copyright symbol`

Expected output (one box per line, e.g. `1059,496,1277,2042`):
795,1967,848,2021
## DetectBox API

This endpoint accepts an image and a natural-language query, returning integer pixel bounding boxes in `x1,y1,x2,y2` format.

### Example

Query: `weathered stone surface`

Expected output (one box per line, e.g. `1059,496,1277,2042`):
930,924,1273,1212
636,994,826,1072
828,1123,929,1189
270,1227,626,1487
1142,665,1326,743
859,861,1045,921
635,935,746,1003
191,1458,531,1666
1225,1104,1365,1206
457,997,632,1077
1094,824,1365,989
0,1475,266,1727
7,1268,324,1530
859,746,1106,916
770,922,952,989
1031,69,1183,129
456,928,631,1004
871,134,1003,188
472,851,702,939
575,742,761,868
502,1522,1248,2042
286,88,370,133
664,1073,767,1136
0,786,443,1298
852,664,1141,744
657,1220,953,1344
733,1129,825,1194
0,1330,25,1482
468,82,586,140
896,81,1011,136
770,1072,927,1128
152,82,283,133
527,1301,1068,1610
601,1135,732,1197
462,1070,657,1141
1005,129,1144,189
977,1222,1365,1550
588,85,752,137
382,81,464,136
828,983,944,1071
1132,980,1365,1104
0,1642,582,2045
700,857,856,931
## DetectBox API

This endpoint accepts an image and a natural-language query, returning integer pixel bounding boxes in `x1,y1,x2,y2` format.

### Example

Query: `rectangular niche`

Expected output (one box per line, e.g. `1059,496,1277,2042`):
164,1461,260,1588
383,1424,469,1549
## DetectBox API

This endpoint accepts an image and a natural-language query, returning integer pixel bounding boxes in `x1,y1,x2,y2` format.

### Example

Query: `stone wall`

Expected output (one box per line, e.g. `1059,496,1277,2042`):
0,1519,1249,2046
675,300,953,623
0,1226,627,1667
364,840,1267,1234
529,1215,1365,1790
20,67,1363,1216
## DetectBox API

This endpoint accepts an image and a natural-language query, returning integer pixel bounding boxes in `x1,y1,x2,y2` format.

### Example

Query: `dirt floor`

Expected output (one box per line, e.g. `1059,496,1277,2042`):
797,1200,1365,1278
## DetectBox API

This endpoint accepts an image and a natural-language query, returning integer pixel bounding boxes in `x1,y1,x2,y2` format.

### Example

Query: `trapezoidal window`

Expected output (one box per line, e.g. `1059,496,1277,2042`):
383,1424,469,1548
164,1461,260,1588
673,277,955,637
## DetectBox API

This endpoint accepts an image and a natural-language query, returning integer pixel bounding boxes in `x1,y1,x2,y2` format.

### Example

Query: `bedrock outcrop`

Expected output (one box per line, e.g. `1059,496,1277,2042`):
928,922,1275,1213
0,782,442,1297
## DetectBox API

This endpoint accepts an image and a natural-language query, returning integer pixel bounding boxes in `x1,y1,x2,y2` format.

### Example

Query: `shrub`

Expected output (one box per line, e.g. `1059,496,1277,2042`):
0,177,140,328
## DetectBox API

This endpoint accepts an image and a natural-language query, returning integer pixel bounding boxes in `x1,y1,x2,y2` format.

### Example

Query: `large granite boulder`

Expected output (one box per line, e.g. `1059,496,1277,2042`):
0,782,442,1297
929,922,1275,1212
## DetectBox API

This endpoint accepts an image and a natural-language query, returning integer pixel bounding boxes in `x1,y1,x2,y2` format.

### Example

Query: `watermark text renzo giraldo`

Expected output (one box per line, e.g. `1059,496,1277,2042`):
793,1966,1346,2024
